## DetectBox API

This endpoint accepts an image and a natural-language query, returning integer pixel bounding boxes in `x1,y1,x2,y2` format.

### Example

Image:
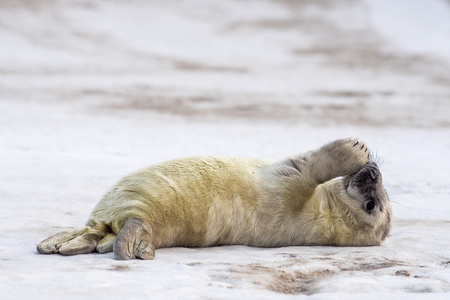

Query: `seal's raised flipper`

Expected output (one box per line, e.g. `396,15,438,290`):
302,138,371,184
36,227,106,255
113,219,155,260
263,138,371,205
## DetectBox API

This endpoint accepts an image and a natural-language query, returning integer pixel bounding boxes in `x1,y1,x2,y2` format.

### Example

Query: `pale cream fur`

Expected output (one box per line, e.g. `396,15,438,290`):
37,138,392,260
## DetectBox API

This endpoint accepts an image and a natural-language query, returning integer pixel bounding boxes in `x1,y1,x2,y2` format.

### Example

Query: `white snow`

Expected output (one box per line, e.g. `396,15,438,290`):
366,0,450,61
1,0,449,299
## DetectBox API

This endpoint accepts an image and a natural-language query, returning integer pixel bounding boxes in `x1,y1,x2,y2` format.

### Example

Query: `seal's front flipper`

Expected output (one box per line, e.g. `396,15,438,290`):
306,138,371,184
37,227,105,255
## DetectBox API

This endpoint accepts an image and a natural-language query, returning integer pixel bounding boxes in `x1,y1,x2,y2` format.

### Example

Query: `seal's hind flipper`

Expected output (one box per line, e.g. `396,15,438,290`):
97,233,117,253
113,219,155,260
37,227,106,255
37,228,88,254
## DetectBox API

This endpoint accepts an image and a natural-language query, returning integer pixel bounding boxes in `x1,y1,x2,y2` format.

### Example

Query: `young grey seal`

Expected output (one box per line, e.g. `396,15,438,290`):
37,138,392,260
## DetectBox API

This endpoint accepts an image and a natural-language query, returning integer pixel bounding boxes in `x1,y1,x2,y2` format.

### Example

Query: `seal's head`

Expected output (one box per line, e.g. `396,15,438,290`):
341,162,392,245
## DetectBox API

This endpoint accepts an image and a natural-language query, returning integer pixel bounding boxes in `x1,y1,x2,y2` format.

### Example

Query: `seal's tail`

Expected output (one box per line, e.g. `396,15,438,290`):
36,224,116,255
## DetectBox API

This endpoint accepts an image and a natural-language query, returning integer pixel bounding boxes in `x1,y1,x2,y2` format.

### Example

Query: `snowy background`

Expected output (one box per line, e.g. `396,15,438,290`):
1,0,450,298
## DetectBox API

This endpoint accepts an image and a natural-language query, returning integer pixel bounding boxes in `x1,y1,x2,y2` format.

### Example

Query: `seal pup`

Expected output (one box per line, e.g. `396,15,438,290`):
37,138,392,260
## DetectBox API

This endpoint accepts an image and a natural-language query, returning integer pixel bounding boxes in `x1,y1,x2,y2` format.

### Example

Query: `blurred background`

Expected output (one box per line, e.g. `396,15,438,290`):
1,0,449,127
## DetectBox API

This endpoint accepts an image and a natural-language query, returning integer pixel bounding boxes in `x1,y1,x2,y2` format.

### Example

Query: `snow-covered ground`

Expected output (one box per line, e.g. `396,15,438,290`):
1,0,449,299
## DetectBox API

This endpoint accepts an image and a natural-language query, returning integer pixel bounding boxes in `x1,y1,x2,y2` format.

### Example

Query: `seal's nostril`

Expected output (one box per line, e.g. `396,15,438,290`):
352,165,380,187
366,200,375,212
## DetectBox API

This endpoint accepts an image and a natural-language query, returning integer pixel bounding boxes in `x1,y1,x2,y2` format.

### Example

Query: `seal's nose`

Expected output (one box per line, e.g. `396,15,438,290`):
352,163,380,186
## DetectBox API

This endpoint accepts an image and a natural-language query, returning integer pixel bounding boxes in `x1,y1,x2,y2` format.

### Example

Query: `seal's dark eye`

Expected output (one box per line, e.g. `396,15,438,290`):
366,200,375,212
